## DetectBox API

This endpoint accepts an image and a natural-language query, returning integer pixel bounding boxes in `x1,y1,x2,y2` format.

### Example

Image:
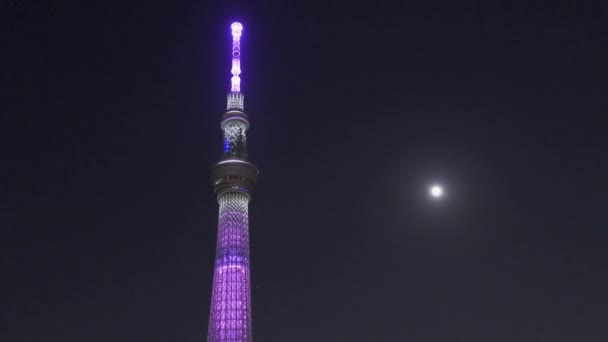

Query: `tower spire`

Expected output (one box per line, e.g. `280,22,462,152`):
226,22,245,111
230,22,243,92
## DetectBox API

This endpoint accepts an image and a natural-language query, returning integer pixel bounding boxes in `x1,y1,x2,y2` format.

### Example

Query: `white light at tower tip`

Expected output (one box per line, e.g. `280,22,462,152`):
231,22,243,36
430,184,444,199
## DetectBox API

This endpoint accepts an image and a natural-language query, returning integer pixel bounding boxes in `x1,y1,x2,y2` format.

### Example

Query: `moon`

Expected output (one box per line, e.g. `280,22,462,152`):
429,184,444,199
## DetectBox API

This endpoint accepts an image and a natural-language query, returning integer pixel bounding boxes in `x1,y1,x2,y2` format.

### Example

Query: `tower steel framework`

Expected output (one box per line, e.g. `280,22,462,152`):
206,22,258,342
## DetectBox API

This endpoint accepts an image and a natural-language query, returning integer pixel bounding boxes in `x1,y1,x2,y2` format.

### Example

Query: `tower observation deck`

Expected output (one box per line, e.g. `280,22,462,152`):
207,22,258,342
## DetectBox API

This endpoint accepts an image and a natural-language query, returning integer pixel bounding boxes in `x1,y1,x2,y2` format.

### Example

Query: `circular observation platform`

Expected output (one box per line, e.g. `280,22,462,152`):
221,109,249,130
211,158,258,196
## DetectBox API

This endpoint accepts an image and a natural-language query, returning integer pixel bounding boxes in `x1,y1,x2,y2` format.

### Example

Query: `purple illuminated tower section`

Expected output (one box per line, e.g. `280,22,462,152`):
207,22,258,342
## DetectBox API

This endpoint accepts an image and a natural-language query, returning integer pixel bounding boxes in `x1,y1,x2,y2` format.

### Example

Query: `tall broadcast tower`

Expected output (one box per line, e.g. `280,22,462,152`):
207,22,258,342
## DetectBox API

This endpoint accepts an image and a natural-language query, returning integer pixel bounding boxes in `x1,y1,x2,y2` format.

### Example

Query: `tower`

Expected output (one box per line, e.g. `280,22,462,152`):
207,22,258,342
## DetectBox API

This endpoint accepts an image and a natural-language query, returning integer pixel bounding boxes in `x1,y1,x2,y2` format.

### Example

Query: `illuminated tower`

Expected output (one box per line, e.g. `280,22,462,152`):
207,22,258,342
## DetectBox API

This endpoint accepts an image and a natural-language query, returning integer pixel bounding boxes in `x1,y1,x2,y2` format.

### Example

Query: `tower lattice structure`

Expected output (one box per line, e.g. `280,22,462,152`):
207,22,258,342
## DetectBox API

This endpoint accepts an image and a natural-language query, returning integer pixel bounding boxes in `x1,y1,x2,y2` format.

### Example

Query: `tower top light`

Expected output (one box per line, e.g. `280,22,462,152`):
230,22,243,92
231,22,243,39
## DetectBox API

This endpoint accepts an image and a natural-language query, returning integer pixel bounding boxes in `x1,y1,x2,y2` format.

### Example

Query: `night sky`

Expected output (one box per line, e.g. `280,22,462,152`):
3,1,608,341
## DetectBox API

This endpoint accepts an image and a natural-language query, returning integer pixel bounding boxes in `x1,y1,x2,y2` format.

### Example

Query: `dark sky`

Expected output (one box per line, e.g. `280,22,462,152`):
3,0,608,341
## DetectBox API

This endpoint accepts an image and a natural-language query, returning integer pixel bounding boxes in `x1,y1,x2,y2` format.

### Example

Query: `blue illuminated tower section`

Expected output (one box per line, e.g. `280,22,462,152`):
207,22,258,342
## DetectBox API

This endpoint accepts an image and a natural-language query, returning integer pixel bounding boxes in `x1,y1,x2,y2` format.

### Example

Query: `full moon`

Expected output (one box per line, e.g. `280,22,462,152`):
429,184,444,198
